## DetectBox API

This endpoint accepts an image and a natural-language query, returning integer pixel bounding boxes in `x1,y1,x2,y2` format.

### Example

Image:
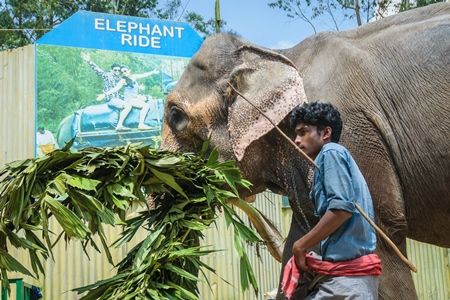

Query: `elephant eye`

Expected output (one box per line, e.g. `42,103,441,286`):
168,106,189,132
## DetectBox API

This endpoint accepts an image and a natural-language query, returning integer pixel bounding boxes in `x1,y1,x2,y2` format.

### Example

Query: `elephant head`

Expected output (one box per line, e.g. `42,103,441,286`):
161,33,320,266
162,34,313,204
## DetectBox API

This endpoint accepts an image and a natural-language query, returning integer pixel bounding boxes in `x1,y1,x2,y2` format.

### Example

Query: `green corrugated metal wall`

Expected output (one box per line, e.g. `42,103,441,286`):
407,240,450,300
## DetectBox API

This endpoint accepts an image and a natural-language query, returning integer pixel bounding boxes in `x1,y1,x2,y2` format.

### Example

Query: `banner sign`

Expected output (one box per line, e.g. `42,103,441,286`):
35,11,202,156
37,11,203,57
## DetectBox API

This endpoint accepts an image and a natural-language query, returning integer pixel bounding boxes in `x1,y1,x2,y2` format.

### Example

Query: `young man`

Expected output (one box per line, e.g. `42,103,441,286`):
81,52,132,131
288,101,380,299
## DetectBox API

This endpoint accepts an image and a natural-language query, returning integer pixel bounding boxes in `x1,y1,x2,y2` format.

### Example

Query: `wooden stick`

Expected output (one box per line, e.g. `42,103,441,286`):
354,202,417,273
227,82,319,169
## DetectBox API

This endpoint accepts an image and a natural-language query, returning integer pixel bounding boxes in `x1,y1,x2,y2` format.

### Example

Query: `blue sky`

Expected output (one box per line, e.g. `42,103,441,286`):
182,0,358,49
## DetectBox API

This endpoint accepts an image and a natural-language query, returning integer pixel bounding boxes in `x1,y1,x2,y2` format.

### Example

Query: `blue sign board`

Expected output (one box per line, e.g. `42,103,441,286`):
37,11,203,57
35,11,202,156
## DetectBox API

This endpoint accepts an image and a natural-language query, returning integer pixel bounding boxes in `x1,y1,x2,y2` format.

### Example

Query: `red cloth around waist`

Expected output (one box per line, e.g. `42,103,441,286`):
308,253,382,276
281,253,382,299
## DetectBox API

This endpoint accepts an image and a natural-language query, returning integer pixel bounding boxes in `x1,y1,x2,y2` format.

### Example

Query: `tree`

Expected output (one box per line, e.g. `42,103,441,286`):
268,0,446,32
0,0,224,50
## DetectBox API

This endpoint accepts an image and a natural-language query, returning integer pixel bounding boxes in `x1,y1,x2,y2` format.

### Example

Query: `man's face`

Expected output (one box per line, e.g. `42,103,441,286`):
112,66,121,76
294,123,326,160
38,129,45,134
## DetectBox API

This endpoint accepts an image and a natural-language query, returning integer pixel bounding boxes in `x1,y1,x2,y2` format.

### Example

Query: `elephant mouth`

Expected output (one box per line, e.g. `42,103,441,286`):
265,182,286,195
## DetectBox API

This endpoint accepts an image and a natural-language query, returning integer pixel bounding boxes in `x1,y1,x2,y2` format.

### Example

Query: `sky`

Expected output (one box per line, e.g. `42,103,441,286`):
181,0,358,49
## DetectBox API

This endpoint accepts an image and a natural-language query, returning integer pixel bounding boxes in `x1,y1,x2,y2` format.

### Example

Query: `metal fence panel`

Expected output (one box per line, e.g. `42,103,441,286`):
0,45,35,167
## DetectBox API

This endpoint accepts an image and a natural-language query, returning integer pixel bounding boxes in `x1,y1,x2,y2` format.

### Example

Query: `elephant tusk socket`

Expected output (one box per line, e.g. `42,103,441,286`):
353,202,417,273
228,197,285,262
227,82,319,170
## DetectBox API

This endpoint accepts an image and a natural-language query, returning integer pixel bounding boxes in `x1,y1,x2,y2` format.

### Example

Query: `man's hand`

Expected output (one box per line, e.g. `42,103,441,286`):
291,209,352,271
292,240,309,271
96,93,106,101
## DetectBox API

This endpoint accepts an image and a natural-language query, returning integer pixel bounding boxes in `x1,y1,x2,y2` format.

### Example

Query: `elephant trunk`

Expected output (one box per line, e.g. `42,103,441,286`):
228,197,285,262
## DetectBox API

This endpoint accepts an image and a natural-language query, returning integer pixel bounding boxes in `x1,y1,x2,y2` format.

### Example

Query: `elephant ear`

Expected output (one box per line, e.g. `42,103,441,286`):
228,45,308,161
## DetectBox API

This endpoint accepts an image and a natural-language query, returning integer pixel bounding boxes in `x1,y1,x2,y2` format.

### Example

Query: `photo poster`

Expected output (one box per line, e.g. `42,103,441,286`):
35,11,203,156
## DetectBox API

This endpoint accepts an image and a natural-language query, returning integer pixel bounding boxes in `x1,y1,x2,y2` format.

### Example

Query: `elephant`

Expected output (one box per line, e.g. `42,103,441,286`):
56,100,165,150
161,3,450,300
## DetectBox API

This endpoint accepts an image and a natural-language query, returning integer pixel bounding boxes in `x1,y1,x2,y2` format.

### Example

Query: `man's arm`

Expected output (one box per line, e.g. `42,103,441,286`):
81,52,105,77
96,79,125,101
133,69,159,80
292,209,352,271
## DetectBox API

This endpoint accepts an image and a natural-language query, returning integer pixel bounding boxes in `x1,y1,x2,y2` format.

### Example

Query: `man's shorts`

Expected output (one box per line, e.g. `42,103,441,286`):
106,97,127,109
305,274,379,299
290,251,380,300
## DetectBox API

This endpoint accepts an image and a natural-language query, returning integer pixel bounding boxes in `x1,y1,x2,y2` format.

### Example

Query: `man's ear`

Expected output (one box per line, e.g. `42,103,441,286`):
322,126,332,141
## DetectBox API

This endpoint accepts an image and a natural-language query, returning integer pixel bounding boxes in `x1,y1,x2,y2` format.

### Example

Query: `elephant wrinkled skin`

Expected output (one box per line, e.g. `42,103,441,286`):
161,3,450,300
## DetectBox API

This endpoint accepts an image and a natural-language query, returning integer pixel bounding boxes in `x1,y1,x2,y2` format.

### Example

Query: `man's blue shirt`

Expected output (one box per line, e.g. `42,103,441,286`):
310,143,377,261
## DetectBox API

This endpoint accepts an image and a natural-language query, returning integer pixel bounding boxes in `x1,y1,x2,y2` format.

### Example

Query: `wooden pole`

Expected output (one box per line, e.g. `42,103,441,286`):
354,202,417,273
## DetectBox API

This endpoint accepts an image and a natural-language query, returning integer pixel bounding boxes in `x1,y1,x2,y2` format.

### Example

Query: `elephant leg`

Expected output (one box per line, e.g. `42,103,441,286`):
276,214,300,300
369,175,418,300
376,238,417,300
276,214,319,300
56,115,76,150
353,141,417,300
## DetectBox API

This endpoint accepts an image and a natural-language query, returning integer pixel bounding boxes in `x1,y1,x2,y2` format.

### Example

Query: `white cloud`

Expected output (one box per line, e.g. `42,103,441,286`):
272,40,297,50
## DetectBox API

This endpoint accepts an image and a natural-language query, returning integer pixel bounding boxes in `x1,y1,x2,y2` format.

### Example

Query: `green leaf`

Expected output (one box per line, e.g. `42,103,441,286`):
133,226,165,270
206,148,219,167
167,281,200,300
150,168,187,199
43,195,91,239
145,156,181,167
0,142,260,298
66,174,101,191
0,249,34,276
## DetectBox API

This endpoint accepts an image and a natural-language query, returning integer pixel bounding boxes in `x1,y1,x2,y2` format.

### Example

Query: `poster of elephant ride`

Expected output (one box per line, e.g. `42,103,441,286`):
35,11,202,155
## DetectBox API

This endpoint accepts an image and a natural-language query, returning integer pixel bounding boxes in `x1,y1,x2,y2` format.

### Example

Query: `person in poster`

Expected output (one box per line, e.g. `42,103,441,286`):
81,52,133,131
36,126,56,156
97,66,159,130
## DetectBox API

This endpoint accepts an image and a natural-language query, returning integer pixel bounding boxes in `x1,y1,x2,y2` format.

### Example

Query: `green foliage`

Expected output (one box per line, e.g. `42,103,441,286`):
0,142,261,298
0,0,80,49
184,12,227,39
397,0,445,12
268,0,446,31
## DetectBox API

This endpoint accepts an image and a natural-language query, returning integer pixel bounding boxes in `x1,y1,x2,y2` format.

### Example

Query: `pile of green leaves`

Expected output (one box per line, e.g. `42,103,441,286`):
0,141,261,299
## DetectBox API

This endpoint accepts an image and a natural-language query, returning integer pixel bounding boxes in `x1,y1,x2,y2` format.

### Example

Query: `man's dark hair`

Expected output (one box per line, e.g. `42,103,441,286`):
111,63,121,69
37,126,45,131
290,101,343,143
